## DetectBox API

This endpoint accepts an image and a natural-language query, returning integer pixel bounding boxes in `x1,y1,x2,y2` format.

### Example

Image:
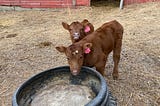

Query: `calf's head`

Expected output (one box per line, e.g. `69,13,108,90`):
62,19,94,42
56,43,92,75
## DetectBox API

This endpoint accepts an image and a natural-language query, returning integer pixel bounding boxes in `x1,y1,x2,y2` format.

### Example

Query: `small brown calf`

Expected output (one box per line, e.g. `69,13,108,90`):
56,20,123,80
62,19,94,43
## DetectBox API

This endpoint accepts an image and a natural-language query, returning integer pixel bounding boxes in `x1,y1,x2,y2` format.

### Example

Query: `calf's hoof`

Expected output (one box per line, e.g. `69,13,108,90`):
112,73,119,80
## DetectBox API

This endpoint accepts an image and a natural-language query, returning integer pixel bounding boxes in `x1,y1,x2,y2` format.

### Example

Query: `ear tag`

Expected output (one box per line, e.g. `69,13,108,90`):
84,26,90,33
85,48,91,54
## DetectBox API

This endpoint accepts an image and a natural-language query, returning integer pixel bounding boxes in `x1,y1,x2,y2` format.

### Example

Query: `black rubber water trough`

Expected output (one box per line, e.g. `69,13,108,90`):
12,66,116,106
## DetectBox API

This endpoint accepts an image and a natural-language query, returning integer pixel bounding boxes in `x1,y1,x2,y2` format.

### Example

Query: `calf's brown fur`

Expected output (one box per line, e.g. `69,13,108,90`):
56,20,123,79
62,19,94,43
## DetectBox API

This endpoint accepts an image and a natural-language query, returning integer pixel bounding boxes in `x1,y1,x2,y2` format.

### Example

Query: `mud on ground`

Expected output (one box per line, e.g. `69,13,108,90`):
0,2,160,106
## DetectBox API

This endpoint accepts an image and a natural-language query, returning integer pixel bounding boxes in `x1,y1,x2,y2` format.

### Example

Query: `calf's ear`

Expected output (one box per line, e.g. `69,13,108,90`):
83,43,92,49
81,19,94,33
62,22,70,30
83,43,92,54
81,19,89,25
55,46,66,53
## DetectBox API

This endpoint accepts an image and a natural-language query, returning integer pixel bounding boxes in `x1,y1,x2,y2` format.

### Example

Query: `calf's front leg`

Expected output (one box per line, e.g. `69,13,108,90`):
95,55,107,77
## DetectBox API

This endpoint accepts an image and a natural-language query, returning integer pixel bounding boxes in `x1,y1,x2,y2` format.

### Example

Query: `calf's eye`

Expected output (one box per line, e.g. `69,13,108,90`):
67,57,70,60
79,56,83,59
81,29,84,32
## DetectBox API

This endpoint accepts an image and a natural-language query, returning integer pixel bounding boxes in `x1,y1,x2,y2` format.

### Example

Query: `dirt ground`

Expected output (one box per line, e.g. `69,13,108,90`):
0,2,160,106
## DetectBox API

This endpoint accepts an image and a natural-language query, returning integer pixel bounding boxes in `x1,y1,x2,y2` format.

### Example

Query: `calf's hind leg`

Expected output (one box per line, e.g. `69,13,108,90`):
112,38,122,80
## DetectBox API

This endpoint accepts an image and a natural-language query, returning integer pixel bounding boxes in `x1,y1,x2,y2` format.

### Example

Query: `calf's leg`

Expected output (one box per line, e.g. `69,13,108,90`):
95,54,107,77
112,38,122,80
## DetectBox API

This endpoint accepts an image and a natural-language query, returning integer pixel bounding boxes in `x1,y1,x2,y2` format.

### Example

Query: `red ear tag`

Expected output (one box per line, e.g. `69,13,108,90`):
85,48,91,54
84,26,90,33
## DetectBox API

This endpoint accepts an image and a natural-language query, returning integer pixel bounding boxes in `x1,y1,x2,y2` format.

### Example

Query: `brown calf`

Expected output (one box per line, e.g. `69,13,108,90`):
62,19,94,43
56,20,123,80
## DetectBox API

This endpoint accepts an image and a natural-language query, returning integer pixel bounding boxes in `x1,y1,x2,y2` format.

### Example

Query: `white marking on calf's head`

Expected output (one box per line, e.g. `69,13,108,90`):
72,50,79,55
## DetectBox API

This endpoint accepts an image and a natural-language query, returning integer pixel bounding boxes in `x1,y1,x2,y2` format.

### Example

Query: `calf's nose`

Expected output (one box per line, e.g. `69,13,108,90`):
72,70,79,76
74,32,79,35
73,33,80,39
